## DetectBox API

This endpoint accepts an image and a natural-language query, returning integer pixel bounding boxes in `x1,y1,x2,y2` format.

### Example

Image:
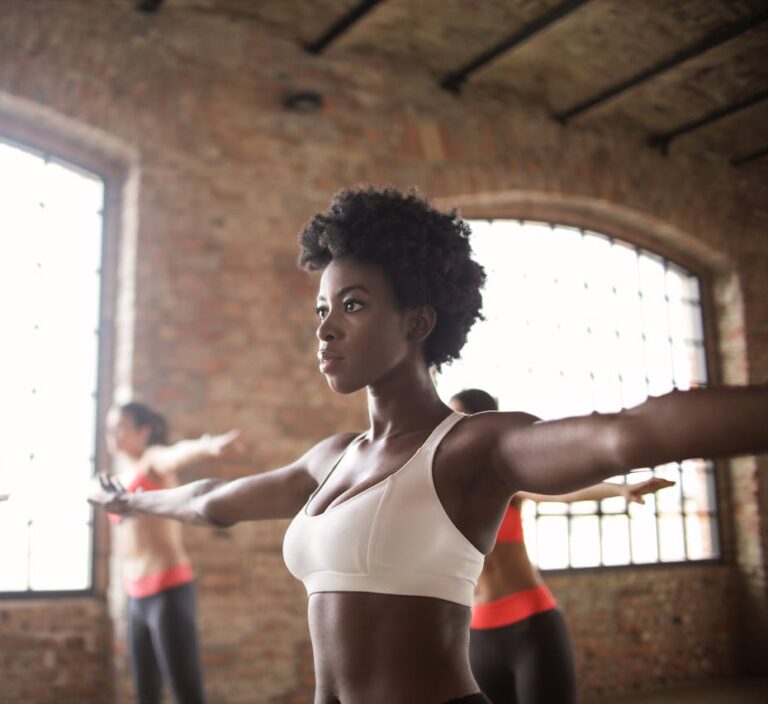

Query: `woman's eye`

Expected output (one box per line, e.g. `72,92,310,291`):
315,306,328,320
344,300,363,313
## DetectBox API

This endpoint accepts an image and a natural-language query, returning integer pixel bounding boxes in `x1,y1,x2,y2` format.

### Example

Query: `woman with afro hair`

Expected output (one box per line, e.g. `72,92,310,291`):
92,187,768,704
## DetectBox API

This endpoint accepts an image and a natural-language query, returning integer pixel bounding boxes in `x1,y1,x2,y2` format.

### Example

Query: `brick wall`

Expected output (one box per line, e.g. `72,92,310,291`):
551,564,740,700
0,599,112,704
0,3,766,702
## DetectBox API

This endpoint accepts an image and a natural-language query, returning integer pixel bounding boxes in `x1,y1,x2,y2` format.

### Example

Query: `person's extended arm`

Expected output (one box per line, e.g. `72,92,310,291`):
490,385,768,495
89,433,354,527
516,477,674,504
91,464,316,527
142,429,245,475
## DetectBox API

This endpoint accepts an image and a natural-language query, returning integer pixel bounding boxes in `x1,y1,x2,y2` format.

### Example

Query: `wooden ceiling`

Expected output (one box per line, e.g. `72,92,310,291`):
135,1,768,166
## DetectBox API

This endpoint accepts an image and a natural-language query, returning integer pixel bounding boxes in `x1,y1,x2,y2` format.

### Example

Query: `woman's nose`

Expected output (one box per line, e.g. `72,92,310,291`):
316,311,339,341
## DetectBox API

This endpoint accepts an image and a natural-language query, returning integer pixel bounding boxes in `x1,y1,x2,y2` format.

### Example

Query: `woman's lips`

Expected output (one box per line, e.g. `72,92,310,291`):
318,351,343,373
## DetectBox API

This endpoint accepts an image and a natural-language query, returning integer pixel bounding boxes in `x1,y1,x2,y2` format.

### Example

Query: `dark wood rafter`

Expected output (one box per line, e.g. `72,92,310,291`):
555,10,768,123
650,89,768,153
440,0,594,94
732,145,768,167
136,0,165,13
305,0,387,55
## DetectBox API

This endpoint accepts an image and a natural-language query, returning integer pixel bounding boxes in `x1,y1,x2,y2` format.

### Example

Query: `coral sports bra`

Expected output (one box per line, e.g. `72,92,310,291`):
496,503,524,544
108,471,163,525
282,412,485,607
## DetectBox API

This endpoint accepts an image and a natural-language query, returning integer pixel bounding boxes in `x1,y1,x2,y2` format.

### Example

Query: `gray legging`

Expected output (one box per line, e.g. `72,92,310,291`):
469,608,576,704
127,581,206,704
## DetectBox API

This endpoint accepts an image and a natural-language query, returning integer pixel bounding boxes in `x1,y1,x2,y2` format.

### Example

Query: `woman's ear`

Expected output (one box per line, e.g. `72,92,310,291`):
406,306,437,343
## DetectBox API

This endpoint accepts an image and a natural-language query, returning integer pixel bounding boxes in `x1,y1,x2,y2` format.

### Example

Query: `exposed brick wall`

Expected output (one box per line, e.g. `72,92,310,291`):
0,3,766,702
0,599,112,704
551,564,740,700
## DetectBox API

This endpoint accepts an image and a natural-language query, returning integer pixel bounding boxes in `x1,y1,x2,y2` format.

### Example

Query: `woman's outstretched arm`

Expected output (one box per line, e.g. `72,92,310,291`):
141,429,246,476
485,384,768,495
516,476,674,505
89,432,356,526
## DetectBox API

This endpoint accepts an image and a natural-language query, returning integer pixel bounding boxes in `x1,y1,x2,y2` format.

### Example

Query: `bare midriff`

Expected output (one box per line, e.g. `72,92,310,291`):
308,591,480,704
473,541,545,604
114,513,190,583
114,470,190,585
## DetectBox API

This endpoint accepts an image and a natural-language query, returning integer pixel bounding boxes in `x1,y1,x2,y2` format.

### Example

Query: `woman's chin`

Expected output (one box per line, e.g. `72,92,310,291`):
324,375,362,395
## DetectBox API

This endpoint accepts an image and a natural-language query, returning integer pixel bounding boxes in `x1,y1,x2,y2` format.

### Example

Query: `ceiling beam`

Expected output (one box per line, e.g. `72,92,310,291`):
136,0,165,12
555,10,768,123
732,145,768,167
649,89,768,152
306,0,386,55
441,0,593,94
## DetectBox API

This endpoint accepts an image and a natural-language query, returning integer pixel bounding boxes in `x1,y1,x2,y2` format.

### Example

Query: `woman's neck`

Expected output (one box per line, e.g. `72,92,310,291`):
365,364,449,439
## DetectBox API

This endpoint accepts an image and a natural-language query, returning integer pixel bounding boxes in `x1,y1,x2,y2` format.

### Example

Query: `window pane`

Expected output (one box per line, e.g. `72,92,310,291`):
29,521,92,591
0,512,30,591
658,514,686,562
601,495,627,514
570,516,600,568
537,516,570,569
630,508,659,564
537,501,568,515
602,514,631,566
685,513,717,561
654,464,682,511
569,500,598,515
681,459,715,513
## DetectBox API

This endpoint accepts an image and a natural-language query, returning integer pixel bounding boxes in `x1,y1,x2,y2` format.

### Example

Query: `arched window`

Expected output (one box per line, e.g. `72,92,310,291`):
437,219,718,569
0,137,105,594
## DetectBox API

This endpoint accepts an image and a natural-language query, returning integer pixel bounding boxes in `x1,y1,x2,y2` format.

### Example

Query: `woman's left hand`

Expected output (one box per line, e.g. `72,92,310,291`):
209,429,248,459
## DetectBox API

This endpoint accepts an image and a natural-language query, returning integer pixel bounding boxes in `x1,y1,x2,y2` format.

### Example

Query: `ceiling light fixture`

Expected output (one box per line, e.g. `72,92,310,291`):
282,90,325,113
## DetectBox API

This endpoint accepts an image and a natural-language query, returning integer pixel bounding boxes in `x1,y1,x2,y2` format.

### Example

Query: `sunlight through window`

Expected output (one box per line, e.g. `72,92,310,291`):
437,220,718,569
0,138,104,593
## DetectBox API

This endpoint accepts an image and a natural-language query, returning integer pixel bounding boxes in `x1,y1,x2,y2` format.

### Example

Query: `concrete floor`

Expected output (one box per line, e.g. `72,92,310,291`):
584,678,768,704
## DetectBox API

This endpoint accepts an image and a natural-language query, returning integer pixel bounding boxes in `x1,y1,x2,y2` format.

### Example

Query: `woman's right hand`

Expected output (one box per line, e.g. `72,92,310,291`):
620,476,675,504
88,473,133,515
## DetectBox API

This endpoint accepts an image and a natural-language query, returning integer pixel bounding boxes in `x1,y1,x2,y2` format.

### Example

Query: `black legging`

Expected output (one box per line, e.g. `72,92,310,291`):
127,581,207,704
469,608,576,704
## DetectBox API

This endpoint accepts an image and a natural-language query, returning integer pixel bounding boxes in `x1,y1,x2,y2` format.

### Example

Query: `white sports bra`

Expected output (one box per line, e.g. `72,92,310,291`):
282,412,485,607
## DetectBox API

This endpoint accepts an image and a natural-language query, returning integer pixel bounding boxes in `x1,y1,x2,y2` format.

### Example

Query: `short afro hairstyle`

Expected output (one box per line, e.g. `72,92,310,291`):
298,187,486,370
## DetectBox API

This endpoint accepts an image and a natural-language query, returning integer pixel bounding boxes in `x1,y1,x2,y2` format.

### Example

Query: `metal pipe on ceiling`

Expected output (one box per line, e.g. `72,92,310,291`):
732,145,768,167
440,0,594,94
650,89,768,152
306,0,387,55
555,10,768,123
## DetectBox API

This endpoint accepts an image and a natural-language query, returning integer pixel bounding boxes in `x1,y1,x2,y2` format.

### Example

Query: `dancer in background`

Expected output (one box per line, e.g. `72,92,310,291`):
91,188,768,704
105,401,243,704
450,388,672,704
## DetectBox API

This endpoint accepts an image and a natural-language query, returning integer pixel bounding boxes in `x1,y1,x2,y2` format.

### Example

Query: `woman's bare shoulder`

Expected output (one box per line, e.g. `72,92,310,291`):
300,431,362,482
437,411,540,475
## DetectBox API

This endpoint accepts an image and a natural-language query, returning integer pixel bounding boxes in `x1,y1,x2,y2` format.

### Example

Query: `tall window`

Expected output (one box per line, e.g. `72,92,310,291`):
437,219,718,569
0,137,104,594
